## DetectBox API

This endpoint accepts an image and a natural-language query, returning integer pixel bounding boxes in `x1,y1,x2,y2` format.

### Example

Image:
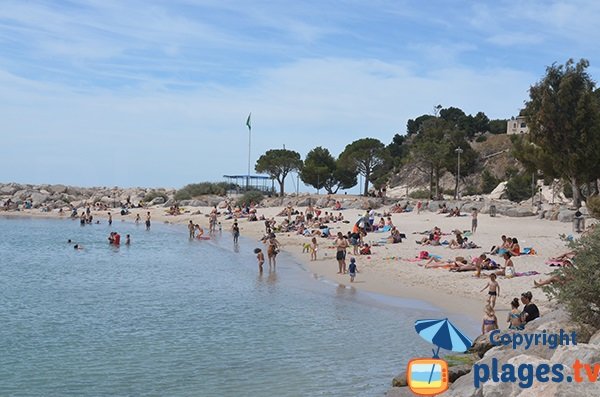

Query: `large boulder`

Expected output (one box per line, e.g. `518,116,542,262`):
30,192,49,206
150,196,165,205
558,210,576,223
588,329,600,346
504,207,534,217
48,184,68,194
488,182,507,200
0,184,19,195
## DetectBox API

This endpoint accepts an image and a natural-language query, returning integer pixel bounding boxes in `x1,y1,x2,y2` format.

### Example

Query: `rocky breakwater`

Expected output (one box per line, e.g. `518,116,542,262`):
386,306,600,396
0,182,177,210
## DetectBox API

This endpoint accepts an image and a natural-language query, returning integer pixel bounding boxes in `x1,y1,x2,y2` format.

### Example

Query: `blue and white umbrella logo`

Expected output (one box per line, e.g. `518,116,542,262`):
415,318,473,357
414,318,473,384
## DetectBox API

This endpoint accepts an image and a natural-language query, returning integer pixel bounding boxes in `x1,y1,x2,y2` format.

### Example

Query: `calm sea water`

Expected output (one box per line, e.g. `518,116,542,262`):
0,217,477,397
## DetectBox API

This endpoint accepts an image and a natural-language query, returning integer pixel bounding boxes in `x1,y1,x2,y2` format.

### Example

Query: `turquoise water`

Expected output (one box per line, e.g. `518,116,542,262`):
0,217,476,396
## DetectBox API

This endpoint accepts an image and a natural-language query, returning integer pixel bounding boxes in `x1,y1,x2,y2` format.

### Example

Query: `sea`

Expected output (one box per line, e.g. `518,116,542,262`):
0,217,478,397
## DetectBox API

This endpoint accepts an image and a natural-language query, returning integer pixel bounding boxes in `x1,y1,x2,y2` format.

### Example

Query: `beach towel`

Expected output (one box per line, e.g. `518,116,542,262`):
515,271,540,277
374,225,392,233
521,247,536,255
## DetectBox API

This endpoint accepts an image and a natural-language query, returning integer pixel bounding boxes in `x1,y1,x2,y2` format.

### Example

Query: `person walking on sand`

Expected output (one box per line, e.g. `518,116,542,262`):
145,211,151,230
188,220,195,239
480,273,500,308
232,221,240,244
471,208,478,233
335,232,349,274
481,305,498,335
348,257,358,282
254,248,264,273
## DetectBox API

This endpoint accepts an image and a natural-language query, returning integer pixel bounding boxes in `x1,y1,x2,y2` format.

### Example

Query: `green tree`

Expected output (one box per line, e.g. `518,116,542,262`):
481,169,499,194
524,59,600,207
406,114,436,135
505,172,532,202
387,133,410,167
339,138,387,195
255,149,303,197
488,119,508,134
300,147,357,194
409,118,452,199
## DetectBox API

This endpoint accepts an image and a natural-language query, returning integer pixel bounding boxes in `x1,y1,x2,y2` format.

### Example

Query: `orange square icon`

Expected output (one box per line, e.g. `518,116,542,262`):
406,358,449,396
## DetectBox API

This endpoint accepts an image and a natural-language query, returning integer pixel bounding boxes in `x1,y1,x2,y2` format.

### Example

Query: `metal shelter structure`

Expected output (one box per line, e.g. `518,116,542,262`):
223,175,274,194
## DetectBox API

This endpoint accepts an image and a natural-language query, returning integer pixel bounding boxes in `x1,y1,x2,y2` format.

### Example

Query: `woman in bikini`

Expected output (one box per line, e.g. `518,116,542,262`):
507,298,524,330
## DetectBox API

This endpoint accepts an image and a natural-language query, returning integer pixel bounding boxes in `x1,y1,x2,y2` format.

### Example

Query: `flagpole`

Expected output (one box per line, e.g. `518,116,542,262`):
246,113,252,190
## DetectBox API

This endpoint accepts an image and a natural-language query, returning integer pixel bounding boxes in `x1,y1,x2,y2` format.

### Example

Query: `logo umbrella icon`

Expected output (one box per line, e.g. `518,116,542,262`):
414,318,473,384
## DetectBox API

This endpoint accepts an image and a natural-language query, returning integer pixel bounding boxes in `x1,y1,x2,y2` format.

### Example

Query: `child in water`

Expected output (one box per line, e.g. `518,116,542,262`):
348,257,358,282
254,248,264,273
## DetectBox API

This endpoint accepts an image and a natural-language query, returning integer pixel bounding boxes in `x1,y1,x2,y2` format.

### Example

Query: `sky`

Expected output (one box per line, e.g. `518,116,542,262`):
1,0,600,192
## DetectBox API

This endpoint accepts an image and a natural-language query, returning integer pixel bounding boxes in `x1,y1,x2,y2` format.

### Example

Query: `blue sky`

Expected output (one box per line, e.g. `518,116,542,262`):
1,0,599,191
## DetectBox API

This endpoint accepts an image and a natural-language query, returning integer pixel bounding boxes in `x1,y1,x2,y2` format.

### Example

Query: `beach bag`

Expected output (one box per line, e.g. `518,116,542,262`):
419,251,429,259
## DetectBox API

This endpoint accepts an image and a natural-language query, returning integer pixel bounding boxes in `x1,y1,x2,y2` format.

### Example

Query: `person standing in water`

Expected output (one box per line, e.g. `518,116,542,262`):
254,248,264,273
267,233,280,269
145,212,151,230
135,213,141,224
232,221,240,244
335,232,349,274
188,220,195,239
108,212,112,226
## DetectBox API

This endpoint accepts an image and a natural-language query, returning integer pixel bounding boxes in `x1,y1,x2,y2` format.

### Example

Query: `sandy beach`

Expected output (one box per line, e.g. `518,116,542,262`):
5,198,589,326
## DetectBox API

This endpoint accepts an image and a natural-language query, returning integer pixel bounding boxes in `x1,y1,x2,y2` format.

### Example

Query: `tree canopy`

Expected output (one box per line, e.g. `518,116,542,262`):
300,147,357,194
255,149,303,197
339,138,388,195
523,58,600,206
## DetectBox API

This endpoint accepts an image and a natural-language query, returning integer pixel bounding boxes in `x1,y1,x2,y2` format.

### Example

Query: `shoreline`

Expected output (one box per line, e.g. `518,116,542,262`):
3,203,585,330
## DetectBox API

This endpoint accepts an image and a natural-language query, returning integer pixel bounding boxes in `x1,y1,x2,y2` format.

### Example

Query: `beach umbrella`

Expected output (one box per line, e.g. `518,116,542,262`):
415,318,473,383
415,318,472,355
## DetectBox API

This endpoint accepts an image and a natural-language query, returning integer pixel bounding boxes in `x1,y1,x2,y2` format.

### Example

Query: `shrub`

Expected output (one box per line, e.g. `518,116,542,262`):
587,195,600,219
563,182,573,199
175,182,232,200
505,172,532,202
475,135,487,143
409,189,431,199
481,169,499,194
543,226,600,329
236,190,264,207
464,184,481,196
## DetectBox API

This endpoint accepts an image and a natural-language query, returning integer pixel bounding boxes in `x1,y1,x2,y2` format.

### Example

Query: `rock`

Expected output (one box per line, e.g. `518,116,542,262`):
0,185,19,195
392,371,407,387
384,387,414,396
469,332,496,358
189,200,207,207
315,197,330,207
448,364,472,383
588,329,600,346
30,192,49,205
488,182,507,200
48,184,67,194
558,210,576,223
295,197,312,207
504,207,534,217
150,196,165,205
162,199,175,207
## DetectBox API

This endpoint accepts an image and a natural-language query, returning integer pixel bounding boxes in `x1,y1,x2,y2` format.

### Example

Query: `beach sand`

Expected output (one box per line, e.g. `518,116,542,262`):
6,199,588,326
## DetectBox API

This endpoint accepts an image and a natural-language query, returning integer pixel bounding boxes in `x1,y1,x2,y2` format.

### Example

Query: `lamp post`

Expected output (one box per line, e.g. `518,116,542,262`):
455,147,463,200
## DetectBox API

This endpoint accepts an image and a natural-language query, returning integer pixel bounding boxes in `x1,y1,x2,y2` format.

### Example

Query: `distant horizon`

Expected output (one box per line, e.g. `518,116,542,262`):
2,1,599,188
